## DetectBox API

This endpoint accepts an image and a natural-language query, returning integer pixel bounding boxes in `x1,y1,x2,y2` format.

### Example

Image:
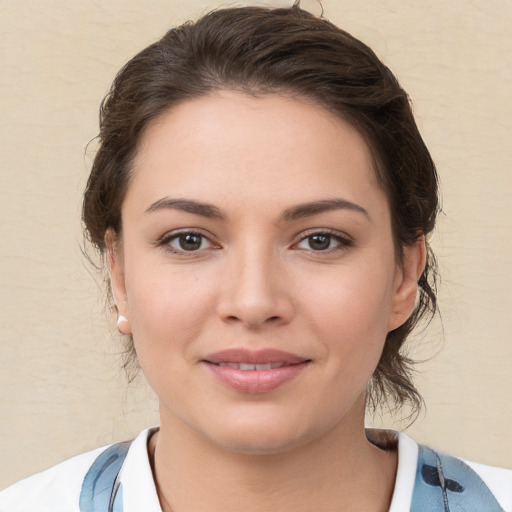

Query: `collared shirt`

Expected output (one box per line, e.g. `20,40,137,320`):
1,428,510,511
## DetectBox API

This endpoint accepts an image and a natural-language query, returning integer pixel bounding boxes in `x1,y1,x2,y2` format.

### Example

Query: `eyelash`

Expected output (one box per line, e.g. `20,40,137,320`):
157,230,217,255
293,229,353,254
156,229,353,255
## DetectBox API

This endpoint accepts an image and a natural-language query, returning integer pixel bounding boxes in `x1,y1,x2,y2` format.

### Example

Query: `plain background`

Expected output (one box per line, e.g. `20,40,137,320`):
1,0,511,489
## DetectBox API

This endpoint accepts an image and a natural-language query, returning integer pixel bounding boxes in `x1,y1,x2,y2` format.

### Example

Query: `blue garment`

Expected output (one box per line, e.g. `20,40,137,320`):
79,441,130,512
411,445,505,511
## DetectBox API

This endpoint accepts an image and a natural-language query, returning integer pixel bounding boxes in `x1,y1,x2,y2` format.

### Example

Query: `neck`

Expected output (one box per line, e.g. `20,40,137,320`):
149,401,397,512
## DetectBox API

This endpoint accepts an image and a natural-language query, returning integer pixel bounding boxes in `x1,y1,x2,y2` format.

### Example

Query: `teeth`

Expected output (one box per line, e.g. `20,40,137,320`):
217,362,286,370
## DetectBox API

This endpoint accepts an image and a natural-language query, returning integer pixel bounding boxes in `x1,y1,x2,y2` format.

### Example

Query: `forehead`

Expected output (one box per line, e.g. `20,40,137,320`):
127,91,385,214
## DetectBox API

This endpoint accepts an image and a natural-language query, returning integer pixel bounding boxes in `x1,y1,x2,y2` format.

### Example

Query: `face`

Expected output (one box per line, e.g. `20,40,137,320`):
109,91,422,455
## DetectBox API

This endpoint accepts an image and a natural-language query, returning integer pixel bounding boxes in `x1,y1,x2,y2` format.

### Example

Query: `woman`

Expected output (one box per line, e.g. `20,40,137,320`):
0,4,510,511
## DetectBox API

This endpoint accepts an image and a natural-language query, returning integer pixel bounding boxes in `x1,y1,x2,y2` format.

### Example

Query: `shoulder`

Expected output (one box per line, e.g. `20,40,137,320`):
0,444,110,512
455,456,512,511
0,428,158,512
378,429,512,512
413,441,512,512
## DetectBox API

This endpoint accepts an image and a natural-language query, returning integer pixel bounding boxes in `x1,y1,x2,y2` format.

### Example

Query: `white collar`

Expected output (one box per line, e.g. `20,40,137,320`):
388,431,419,512
118,427,162,512
118,427,418,512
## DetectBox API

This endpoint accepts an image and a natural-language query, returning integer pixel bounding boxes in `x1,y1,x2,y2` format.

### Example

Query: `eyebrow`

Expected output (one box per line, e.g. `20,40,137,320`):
145,197,369,221
281,198,369,221
145,198,225,219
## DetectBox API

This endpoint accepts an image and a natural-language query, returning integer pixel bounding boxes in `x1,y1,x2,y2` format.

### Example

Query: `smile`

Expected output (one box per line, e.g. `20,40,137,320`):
214,362,287,370
203,348,311,393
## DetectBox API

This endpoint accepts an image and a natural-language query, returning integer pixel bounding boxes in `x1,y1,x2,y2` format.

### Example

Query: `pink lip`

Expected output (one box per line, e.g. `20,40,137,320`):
202,348,311,394
205,348,307,365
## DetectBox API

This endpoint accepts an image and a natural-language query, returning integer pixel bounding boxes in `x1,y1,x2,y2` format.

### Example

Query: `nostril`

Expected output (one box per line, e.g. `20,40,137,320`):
222,313,283,329
217,291,294,328
225,314,280,323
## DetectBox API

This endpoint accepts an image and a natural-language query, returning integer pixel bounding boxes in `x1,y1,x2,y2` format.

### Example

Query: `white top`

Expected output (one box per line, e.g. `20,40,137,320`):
0,428,510,511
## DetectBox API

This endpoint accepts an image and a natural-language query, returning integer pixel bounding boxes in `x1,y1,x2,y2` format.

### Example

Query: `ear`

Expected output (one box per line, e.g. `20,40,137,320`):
387,235,426,331
105,229,132,336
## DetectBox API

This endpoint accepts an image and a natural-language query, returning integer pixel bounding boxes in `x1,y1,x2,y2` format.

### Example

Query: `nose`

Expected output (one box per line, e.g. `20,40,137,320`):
216,242,295,329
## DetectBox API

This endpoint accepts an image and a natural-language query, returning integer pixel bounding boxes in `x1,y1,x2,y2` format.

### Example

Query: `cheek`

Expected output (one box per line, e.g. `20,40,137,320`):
302,259,396,329
124,263,218,362
303,260,396,373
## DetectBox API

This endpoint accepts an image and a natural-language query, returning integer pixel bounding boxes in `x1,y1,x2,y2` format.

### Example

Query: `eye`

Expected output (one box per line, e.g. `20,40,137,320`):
165,232,214,253
295,231,351,252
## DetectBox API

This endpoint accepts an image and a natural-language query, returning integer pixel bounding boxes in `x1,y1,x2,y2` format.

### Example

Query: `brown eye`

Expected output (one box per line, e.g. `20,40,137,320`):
179,234,202,251
308,234,331,250
168,232,210,252
295,231,352,253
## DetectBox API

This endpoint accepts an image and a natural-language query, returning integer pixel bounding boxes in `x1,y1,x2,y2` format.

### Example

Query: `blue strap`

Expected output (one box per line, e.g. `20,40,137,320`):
79,440,132,512
411,445,505,511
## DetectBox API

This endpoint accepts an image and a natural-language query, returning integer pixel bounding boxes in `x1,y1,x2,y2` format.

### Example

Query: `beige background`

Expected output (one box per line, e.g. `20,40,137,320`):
1,0,511,489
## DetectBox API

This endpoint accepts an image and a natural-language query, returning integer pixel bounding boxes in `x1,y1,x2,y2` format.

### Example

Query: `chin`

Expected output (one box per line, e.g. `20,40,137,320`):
200,415,322,456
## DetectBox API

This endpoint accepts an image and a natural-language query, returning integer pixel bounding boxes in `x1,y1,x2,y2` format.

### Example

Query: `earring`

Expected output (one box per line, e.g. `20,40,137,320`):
117,315,128,327
117,315,131,336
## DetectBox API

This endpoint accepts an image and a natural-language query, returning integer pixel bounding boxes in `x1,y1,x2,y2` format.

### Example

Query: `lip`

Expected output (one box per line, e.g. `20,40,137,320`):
202,348,311,394
204,348,307,365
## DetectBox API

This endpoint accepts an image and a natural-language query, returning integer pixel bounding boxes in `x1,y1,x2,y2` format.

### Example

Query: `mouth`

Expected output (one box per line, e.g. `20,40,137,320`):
202,348,311,393
211,362,293,370
203,348,309,366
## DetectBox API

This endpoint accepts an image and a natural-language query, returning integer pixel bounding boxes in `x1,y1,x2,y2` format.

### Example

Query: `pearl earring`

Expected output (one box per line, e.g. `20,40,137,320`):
116,315,131,335
117,315,128,327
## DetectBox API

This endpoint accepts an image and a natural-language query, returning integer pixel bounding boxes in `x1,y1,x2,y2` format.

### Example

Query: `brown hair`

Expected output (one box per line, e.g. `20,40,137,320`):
83,3,439,417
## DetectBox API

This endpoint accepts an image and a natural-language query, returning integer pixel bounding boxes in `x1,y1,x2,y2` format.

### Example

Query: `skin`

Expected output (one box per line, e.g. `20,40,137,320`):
108,91,425,512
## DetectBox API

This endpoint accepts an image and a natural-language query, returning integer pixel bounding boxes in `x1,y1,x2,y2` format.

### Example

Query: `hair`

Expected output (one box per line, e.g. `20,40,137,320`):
83,3,439,418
